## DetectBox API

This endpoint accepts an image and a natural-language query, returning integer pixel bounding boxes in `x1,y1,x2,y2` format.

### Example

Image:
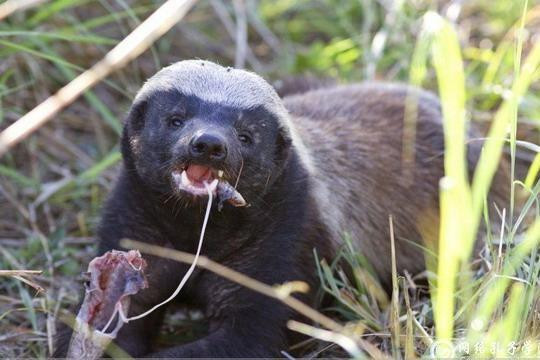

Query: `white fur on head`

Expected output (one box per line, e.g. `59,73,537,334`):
135,60,315,174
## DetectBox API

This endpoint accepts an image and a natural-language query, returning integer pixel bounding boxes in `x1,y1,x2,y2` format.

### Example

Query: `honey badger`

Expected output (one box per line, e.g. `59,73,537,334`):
55,60,507,357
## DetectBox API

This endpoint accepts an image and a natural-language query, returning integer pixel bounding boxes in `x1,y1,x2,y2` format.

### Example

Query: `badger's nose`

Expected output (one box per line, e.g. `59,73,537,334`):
189,133,228,162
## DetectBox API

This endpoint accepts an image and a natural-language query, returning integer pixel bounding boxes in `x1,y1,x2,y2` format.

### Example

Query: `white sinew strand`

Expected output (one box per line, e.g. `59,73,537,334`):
124,180,215,322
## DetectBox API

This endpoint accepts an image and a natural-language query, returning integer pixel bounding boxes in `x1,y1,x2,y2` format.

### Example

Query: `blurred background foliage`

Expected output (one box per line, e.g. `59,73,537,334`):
0,0,539,357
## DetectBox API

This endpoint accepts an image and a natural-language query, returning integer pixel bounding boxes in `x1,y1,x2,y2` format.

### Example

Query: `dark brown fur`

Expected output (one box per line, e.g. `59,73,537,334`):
286,83,508,282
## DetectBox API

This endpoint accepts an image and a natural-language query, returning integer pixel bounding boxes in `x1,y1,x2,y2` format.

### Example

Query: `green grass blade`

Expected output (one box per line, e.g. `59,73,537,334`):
425,11,472,342
77,150,122,183
524,153,540,189
0,39,84,71
0,164,39,189
0,30,117,45
509,0,529,226
468,220,540,340
27,0,91,26
472,41,540,229
29,37,122,135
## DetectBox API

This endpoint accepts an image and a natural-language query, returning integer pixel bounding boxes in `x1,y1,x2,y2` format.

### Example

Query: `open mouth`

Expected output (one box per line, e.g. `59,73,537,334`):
171,164,248,209
172,164,224,196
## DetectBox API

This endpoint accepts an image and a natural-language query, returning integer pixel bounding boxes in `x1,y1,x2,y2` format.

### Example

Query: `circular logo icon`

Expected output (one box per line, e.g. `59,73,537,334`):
429,340,455,358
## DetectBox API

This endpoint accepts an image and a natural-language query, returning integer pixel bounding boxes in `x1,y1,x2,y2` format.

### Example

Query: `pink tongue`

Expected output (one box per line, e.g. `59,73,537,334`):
186,165,211,182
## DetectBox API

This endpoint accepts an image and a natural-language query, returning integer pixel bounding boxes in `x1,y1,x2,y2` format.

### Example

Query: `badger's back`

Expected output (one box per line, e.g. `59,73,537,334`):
282,83,506,283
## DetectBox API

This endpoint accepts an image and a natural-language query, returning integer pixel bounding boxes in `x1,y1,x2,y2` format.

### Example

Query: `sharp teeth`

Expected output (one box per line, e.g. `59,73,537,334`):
209,179,219,190
218,170,224,178
181,170,191,185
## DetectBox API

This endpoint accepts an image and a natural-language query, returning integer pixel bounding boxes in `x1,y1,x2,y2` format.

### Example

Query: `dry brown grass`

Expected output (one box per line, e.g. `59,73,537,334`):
0,0,538,358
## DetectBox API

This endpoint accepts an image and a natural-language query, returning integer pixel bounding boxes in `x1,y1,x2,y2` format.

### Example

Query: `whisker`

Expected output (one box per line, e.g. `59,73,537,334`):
263,171,272,193
234,157,244,189
163,193,176,205
224,167,235,182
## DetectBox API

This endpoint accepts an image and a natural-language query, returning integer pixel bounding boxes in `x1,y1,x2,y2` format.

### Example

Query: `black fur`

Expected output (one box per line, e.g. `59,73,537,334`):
54,62,327,357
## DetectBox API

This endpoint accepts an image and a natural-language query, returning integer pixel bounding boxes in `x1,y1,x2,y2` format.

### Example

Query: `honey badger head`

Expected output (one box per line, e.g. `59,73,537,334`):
121,60,304,206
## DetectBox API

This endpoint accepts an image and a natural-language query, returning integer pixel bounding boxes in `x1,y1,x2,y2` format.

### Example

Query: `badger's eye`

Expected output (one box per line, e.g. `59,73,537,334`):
238,133,252,145
169,116,185,127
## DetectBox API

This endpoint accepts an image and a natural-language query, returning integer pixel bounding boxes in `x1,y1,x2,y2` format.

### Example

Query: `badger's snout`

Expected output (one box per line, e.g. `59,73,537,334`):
170,130,232,196
189,132,228,164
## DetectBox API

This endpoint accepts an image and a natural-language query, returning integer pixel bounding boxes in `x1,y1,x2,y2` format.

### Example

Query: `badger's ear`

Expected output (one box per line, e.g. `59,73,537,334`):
125,99,148,133
121,100,147,165
275,125,293,164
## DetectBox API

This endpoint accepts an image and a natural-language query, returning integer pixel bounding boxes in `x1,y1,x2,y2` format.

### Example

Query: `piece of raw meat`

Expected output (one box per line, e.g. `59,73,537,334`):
67,250,147,359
